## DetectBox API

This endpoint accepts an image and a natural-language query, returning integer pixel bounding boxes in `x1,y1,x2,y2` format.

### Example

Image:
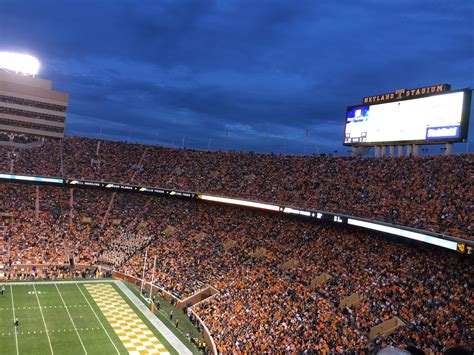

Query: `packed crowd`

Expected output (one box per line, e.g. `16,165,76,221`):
0,136,471,238
119,198,472,353
2,181,469,351
0,184,104,266
0,184,159,267
0,134,472,352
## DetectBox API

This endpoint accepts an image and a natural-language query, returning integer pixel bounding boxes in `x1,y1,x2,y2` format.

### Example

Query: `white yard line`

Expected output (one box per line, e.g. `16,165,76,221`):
75,283,121,354
54,284,87,354
3,280,197,354
32,284,54,355
0,279,114,286
10,285,19,355
115,281,192,355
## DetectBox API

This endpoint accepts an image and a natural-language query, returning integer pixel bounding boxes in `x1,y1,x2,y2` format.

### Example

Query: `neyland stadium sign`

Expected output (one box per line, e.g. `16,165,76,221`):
363,84,451,104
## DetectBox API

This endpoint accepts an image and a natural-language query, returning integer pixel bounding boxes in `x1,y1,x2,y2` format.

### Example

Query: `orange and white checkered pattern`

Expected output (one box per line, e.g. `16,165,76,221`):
85,283,170,354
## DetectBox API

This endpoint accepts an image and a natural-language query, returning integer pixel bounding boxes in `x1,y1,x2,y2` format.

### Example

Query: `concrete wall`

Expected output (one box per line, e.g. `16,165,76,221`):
0,71,68,138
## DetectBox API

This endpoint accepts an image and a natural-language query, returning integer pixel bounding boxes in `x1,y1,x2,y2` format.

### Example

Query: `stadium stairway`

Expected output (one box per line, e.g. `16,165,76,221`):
0,225,6,257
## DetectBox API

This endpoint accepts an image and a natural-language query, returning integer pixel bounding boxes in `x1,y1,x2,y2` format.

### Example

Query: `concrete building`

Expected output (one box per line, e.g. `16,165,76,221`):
0,70,68,139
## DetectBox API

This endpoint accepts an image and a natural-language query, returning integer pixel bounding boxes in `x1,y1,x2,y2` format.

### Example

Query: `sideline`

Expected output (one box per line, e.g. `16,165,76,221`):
114,281,192,355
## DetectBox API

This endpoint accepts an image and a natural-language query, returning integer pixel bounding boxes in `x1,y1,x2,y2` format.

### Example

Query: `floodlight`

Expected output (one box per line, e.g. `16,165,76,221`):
0,52,40,75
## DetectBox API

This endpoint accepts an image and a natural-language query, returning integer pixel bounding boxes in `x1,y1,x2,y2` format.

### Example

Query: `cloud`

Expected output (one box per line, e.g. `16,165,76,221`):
0,0,472,153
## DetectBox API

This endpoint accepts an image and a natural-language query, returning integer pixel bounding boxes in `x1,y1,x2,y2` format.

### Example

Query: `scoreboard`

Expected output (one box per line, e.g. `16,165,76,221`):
344,89,471,146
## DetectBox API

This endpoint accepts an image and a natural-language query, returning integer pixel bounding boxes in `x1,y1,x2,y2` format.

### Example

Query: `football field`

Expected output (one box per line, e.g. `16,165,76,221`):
0,281,190,355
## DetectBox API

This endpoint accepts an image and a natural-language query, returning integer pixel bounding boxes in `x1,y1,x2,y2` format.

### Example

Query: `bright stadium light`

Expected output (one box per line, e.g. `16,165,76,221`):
0,52,40,76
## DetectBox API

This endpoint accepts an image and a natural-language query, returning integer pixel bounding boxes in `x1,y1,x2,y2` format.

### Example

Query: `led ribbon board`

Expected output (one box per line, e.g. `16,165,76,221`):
0,173,466,252
64,179,197,198
0,173,62,184
198,194,280,211
347,218,458,251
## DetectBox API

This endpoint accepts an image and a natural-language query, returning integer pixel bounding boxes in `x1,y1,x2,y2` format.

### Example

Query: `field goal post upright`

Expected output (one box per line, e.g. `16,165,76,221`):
140,247,148,296
149,254,157,304
139,250,157,305
343,84,471,158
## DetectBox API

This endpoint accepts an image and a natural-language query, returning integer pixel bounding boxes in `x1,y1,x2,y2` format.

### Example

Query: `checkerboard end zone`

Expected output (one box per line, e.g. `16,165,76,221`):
84,284,170,354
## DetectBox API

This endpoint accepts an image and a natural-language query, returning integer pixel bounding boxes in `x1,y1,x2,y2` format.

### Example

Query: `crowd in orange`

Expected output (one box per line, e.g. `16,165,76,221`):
9,183,460,353
0,136,472,238
0,184,106,266
0,136,472,353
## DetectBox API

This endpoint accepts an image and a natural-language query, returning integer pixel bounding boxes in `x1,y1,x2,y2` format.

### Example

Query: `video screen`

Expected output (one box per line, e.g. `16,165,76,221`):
344,91,467,145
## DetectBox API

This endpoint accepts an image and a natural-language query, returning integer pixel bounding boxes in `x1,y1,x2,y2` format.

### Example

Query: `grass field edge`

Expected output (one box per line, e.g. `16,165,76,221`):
110,282,181,355
121,282,203,355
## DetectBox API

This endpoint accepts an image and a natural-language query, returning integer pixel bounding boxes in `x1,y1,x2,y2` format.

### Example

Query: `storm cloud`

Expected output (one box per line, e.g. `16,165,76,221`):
1,0,472,154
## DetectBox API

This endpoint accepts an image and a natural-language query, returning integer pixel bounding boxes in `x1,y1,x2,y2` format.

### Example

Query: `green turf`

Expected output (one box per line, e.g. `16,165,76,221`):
122,284,203,355
0,281,199,354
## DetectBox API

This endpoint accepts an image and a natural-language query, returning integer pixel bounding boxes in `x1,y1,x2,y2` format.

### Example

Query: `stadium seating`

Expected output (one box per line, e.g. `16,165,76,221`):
0,136,471,239
0,182,471,352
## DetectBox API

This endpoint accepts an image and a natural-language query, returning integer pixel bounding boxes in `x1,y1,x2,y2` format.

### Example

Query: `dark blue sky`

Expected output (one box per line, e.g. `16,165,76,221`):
1,0,473,154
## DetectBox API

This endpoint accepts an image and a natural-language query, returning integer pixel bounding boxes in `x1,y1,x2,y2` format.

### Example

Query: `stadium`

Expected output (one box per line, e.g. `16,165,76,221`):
0,2,473,355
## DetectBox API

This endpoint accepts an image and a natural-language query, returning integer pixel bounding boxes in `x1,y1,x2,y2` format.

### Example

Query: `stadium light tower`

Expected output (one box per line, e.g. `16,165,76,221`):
0,52,40,76
0,52,68,140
